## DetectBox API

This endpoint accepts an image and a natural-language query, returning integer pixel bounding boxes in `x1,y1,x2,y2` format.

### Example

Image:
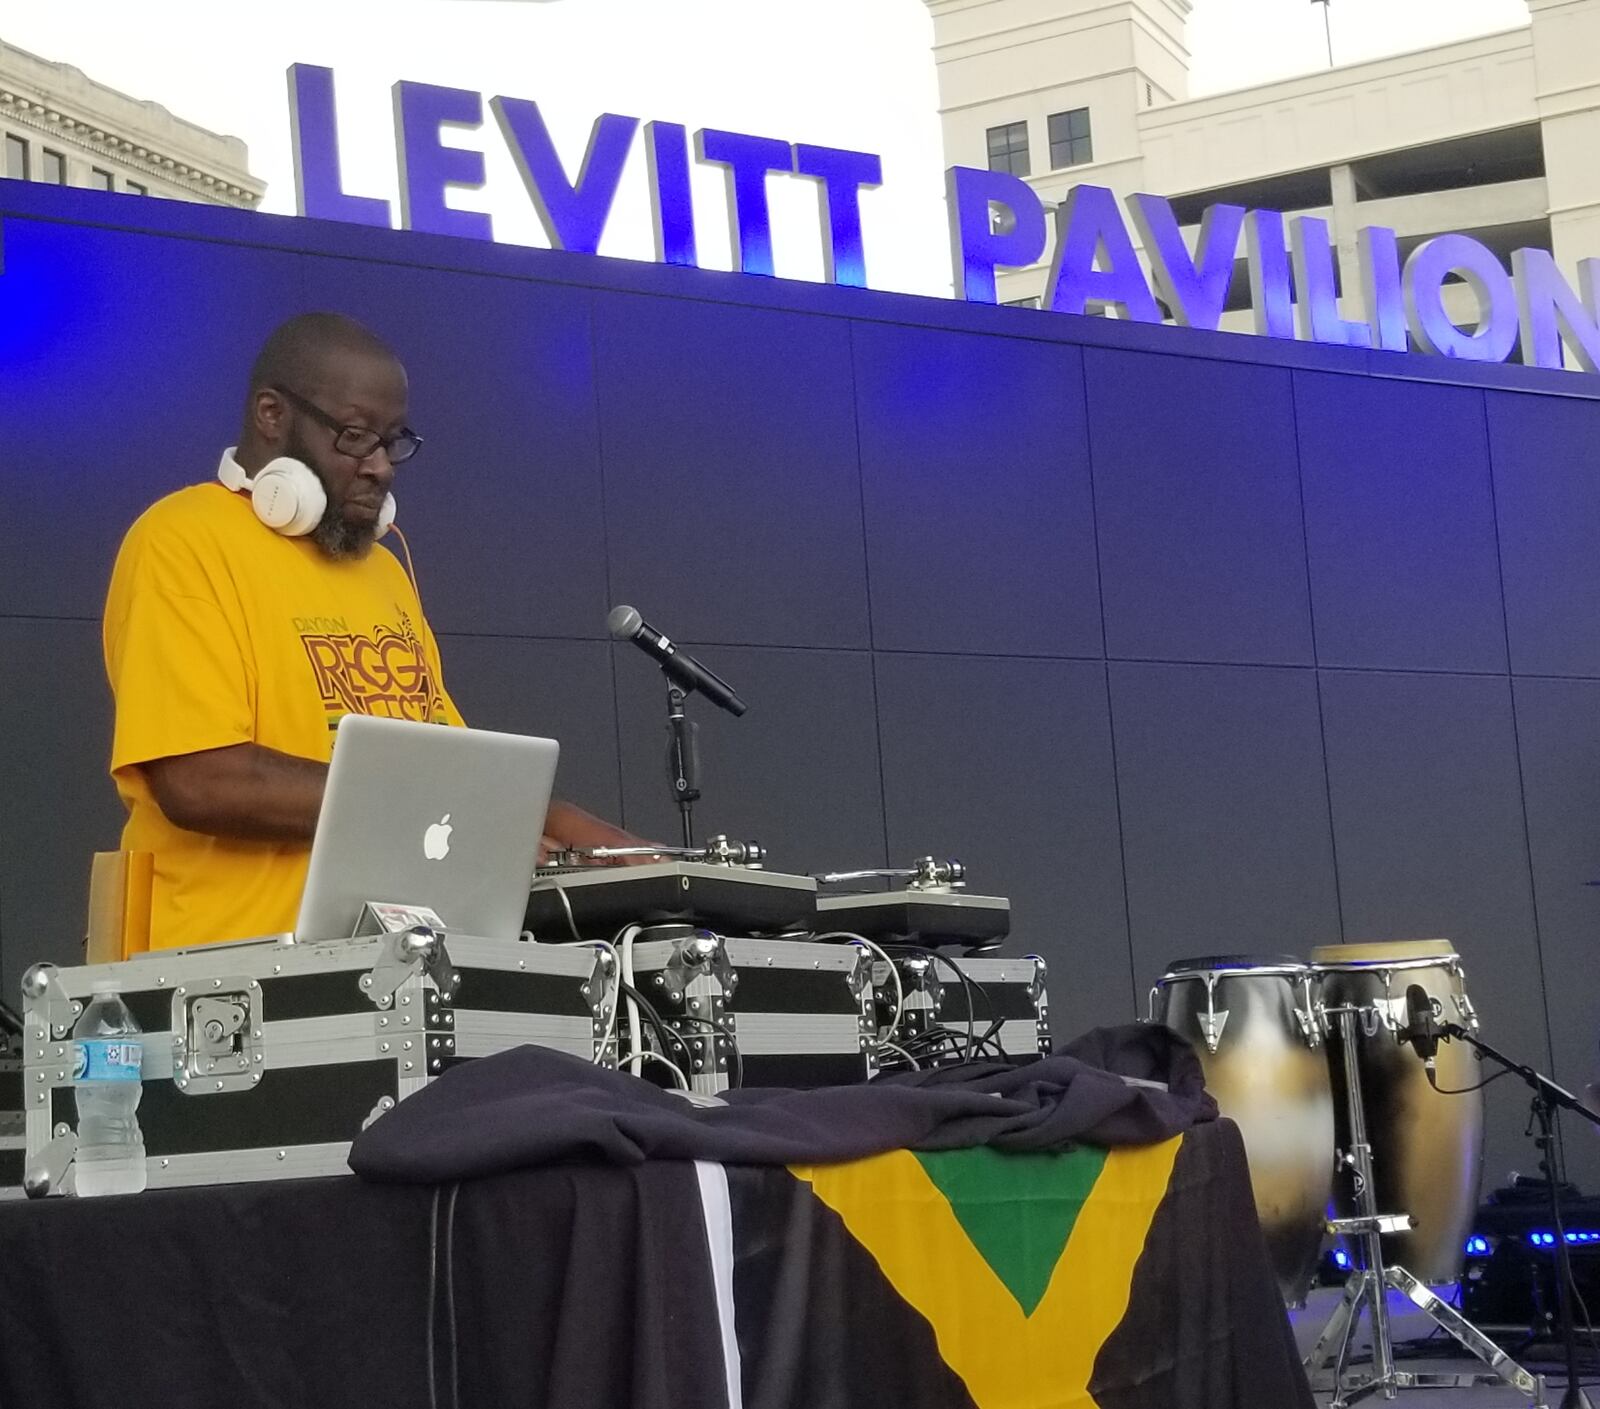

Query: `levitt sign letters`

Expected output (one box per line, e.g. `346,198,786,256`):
288,62,1600,376
288,63,883,289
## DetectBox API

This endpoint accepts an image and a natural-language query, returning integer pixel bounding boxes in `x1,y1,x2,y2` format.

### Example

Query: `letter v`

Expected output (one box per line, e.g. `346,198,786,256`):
490,99,639,255
1126,193,1244,331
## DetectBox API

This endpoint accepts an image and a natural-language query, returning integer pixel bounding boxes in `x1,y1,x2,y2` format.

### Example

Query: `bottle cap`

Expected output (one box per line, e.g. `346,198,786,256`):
90,978,121,995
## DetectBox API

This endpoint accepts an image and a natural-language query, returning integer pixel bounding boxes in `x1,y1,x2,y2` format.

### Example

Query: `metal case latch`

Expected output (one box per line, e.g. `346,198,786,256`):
173,979,261,1093
20,963,81,1038
23,1125,77,1199
656,932,737,1091
897,954,944,1038
1027,956,1049,1006
660,932,738,1006
362,927,460,1008
582,944,620,1066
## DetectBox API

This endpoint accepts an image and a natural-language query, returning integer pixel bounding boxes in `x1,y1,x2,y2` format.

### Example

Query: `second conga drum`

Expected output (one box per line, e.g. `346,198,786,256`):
1150,956,1335,1305
1310,939,1485,1285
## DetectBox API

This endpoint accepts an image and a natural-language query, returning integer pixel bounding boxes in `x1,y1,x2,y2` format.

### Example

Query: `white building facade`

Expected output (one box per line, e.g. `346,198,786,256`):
0,38,263,208
923,0,1600,331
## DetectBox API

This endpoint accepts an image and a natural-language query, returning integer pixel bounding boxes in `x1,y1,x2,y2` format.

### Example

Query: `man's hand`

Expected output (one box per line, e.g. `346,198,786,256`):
542,800,662,865
140,744,326,841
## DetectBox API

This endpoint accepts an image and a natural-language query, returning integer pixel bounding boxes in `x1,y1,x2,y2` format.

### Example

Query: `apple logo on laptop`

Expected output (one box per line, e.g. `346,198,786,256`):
423,813,453,861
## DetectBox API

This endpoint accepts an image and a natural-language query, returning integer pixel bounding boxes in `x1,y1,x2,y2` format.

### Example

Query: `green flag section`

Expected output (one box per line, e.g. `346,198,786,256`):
726,1122,1314,1409
912,1145,1110,1317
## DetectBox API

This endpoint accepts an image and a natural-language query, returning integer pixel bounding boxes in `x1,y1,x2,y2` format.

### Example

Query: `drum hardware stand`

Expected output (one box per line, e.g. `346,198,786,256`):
1306,1004,1547,1407
1432,1020,1600,1409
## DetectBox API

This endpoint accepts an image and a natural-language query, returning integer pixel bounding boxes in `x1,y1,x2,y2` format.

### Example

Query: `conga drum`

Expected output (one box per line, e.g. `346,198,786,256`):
1310,939,1484,1284
1150,956,1335,1305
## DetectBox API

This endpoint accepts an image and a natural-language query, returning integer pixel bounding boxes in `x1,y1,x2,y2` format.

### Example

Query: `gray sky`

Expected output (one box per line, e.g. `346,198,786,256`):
0,0,1537,297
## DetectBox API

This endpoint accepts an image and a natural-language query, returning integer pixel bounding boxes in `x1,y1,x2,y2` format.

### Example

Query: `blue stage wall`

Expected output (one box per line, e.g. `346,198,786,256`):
3,179,1599,1186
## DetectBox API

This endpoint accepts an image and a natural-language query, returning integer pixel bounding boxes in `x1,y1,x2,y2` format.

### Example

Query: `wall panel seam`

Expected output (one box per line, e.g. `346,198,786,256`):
586,290,629,826
1482,389,1556,1070
1290,368,1346,943
1080,349,1137,1018
847,325,892,869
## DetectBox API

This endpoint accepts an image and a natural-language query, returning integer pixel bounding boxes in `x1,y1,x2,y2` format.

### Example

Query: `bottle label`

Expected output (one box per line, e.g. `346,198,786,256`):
75,1039,143,1082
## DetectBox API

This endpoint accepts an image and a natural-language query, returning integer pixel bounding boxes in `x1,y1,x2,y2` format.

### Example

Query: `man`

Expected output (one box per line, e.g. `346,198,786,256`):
104,312,636,950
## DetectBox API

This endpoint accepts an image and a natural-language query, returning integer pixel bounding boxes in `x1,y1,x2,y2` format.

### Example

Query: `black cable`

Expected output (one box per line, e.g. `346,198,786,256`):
973,1014,1010,1061
670,1011,745,1089
444,1181,460,1409
616,979,743,1087
426,1186,440,1409
616,980,694,1068
885,944,980,1061
898,1027,967,1061
1429,1066,1516,1097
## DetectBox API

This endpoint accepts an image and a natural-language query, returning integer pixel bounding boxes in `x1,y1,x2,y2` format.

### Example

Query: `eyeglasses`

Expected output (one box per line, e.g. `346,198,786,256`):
273,384,424,465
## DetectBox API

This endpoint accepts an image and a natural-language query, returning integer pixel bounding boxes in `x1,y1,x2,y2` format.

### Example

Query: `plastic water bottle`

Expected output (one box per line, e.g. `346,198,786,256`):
72,979,146,1196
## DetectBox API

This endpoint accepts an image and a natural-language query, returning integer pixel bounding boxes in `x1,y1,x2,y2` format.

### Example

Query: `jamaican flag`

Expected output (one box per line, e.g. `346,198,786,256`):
723,1119,1312,1409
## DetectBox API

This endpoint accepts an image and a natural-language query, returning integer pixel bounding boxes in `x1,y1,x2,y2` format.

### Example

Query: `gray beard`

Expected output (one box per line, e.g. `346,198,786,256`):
283,427,376,561
312,510,375,561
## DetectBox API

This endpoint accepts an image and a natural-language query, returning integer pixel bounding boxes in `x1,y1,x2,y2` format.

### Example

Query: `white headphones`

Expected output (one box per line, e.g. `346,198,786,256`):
217,448,396,539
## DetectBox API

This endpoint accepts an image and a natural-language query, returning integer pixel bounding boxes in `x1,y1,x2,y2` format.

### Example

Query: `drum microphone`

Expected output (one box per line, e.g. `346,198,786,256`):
1401,983,1441,1078
607,605,748,717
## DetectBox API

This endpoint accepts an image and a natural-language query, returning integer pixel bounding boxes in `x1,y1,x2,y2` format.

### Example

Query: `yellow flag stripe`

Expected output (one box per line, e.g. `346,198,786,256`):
792,1137,1182,1409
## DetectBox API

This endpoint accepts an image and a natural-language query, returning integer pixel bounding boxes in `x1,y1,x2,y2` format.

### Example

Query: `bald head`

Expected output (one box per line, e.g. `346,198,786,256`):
247,312,400,406
235,312,412,560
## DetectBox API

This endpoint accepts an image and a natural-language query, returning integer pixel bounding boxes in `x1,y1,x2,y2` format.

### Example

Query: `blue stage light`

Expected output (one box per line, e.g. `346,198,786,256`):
1464,1236,1491,1256
1333,1249,1350,1269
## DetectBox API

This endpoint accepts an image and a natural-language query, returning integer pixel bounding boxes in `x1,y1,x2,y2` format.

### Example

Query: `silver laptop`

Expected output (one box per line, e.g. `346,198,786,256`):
295,714,560,941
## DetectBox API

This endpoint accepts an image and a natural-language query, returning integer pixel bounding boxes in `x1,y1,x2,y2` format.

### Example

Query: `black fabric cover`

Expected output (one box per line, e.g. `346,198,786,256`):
0,1124,1307,1409
0,1177,435,1409
349,1023,1216,1183
1089,1118,1317,1409
0,1165,726,1409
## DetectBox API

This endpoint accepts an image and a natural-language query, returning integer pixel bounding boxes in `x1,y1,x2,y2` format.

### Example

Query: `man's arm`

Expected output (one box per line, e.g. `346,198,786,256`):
141,744,326,841
543,799,648,852
145,748,646,857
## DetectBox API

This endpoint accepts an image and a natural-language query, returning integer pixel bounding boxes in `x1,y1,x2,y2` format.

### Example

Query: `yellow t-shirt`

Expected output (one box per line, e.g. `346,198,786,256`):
103,480,463,949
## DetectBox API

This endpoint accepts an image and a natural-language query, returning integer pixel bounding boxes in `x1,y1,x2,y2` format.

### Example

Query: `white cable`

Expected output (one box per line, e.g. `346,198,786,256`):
857,936,905,1041
815,931,904,1043
597,943,621,1057
620,1049,690,1089
552,883,584,944
621,924,643,1074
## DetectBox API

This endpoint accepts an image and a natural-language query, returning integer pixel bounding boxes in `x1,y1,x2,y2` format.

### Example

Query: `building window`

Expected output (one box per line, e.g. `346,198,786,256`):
1048,108,1094,169
90,168,114,190
126,180,146,196
986,121,1030,178
41,149,66,185
4,134,27,181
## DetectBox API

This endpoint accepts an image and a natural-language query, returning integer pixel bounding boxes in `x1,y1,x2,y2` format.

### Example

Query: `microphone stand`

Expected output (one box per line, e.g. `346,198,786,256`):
664,679,699,849
1440,1021,1598,1409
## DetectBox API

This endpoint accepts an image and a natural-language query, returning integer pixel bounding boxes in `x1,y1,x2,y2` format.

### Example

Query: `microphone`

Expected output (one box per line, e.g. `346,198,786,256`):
607,605,748,717
1402,983,1441,1075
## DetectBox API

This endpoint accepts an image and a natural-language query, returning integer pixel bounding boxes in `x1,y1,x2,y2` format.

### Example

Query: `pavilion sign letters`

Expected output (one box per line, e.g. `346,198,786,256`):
289,64,1600,376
